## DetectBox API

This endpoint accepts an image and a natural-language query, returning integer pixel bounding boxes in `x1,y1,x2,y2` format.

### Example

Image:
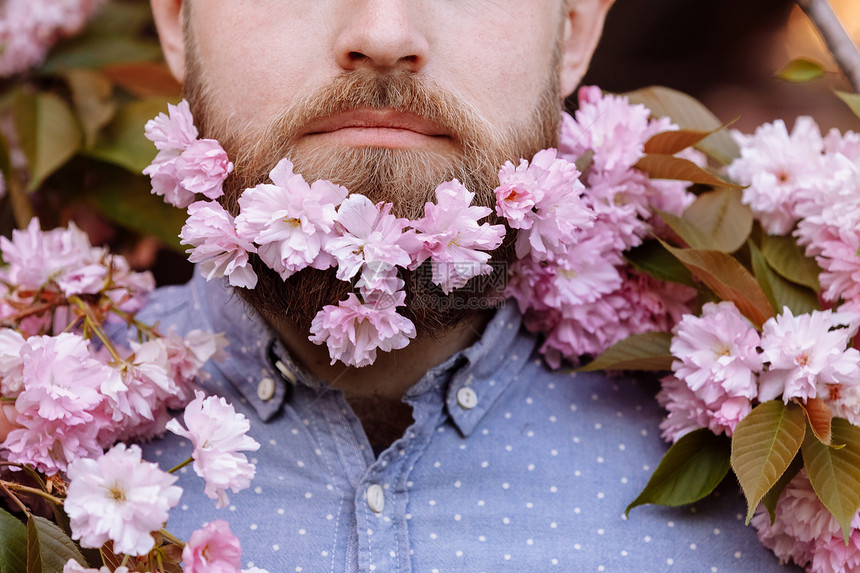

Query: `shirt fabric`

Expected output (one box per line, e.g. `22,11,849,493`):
140,273,796,572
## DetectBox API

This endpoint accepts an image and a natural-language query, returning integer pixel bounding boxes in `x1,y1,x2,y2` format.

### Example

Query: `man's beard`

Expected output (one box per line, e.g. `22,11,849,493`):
184,50,563,339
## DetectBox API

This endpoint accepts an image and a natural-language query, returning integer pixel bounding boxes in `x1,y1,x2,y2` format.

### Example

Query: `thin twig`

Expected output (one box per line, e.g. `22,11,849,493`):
796,0,860,92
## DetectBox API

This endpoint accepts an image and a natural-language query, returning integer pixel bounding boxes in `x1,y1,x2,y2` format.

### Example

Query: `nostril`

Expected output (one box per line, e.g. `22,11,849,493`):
348,51,367,63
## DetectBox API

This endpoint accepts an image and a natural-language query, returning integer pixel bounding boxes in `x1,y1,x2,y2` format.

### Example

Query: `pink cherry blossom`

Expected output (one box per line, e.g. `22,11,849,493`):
656,375,711,442
670,302,763,405
182,520,243,573
181,201,258,289
65,443,182,556
560,86,674,173
144,100,198,152
309,291,416,367
496,149,593,260
325,195,412,293
175,139,234,200
144,151,195,208
759,308,860,403
166,391,260,508
1,333,113,473
0,328,26,396
727,116,826,235
63,561,129,573
161,328,228,407
0,219,105,293
411,180,505,293
0,0,105,76
235,158,347,279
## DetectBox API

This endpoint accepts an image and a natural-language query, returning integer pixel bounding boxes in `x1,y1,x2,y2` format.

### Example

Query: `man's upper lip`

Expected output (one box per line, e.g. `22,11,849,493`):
303,109,448,138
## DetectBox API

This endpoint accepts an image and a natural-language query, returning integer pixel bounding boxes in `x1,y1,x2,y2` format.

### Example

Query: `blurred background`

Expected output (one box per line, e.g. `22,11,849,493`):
0,0,858,287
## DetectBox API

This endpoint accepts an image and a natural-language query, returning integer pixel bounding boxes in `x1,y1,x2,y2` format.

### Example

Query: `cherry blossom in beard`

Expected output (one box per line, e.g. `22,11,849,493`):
181,200,258,289
235,158,347,279
727,116,827,235
182,520,243,573
325,194,413,293
166,391,260,509
310,291,416,367
559,87,674,173
174,139,233,200
411,180,505,294
670,302,762,405
65,443,182,556
144,100,198,151
496,149,593,261
759,308,860,403
824,127,860,160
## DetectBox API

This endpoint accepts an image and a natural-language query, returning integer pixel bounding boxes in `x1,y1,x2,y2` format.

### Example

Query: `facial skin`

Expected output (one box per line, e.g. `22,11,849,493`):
150,0,612,403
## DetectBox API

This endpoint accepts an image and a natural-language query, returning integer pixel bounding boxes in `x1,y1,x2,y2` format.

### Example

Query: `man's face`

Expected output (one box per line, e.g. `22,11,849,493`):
154,0,610,333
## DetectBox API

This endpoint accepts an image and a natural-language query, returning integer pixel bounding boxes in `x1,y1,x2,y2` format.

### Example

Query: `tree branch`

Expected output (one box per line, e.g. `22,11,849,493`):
795,0,860,92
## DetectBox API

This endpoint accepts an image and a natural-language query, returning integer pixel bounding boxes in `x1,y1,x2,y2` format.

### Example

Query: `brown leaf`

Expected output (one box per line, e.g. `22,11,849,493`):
635,154,742,188
800,397,836,447
644,129,717,156
102,62,182,98
682,188,753,253
660,241,774,328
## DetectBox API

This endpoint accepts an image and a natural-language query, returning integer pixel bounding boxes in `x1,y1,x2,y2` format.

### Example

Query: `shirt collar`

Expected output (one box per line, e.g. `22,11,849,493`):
194,274,538,431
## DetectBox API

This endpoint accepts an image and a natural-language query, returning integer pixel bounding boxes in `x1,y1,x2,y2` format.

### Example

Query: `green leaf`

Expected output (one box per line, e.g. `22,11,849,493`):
42,36,163,73
800,398,836,447
731,401,806,524
750,239,820,316
802,418,860,542
760,234,821,293
622,86,741,165
626,429,731,515
635,154,741,188
761,451,803,523
624,240,695,287
682,188,753,253
776,58,826,83
577,331,674,372
12,90,83,191
835,90,860,120
62,68,116,148
0,507,28,573
660,241,774,328
656,210,716,251
88,97,178,174
27,515,87,573
82,164,186,251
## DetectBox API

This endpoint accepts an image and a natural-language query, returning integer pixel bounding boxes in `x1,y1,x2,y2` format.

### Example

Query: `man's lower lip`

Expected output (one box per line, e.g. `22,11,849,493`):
306,127,450,149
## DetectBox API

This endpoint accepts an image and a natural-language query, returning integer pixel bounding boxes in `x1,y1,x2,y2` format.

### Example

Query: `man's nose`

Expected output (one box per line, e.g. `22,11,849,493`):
334,0,429,72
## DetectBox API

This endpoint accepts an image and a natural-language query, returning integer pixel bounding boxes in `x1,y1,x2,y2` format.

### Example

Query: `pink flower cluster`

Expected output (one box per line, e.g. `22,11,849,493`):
156,101,506,367
0,0,104,76
751,471,860,573
728,117,860,311
658,303,860,442
505,87,697,365
144,101,234,209
0,220,226,474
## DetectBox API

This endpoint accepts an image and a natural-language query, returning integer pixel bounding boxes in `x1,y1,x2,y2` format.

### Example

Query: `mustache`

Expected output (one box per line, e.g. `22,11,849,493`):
224,68,508,179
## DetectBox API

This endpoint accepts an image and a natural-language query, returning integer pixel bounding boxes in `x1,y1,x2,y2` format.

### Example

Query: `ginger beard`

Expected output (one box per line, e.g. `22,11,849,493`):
182,34,563,341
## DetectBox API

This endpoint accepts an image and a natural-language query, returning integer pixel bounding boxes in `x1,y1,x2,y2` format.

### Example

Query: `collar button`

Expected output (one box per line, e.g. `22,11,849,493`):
257,376,276,401
456,387,478,410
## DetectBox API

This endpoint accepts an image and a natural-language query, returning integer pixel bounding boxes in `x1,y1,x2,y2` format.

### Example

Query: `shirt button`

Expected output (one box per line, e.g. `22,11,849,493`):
257,376,276,401
367,484,385,514
457,387,478,410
